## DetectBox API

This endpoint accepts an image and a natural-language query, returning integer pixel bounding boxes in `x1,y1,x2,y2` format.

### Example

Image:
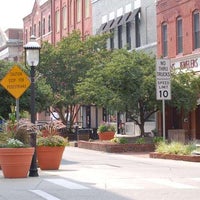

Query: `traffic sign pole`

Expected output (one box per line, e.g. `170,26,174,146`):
156,59,171,141
162,99,166,141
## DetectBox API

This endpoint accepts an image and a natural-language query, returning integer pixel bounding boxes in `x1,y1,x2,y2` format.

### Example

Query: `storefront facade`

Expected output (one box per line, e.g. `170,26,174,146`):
157,0,200,140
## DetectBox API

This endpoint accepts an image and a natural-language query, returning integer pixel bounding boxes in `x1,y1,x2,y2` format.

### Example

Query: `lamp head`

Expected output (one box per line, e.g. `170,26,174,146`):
24,35,41,67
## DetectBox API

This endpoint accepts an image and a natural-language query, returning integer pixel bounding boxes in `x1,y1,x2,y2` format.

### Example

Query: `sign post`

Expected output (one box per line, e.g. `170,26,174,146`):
156,59,171,140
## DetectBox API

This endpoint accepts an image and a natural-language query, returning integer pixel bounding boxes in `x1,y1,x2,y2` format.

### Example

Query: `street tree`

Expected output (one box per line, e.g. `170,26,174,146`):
76,49,159,136
77,48,200,136
38,31,110,131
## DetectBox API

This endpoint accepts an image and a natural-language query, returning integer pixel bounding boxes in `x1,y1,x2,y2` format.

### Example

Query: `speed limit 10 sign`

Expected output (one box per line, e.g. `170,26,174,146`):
156,59,171,100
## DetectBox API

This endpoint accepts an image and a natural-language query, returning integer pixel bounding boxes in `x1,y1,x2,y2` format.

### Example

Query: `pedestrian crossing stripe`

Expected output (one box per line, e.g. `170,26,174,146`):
30,190,60,200
45,178,89,190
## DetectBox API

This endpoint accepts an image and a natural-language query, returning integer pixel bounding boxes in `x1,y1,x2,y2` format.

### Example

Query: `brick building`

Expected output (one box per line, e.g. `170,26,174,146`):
157,0,200,139
23,0,92,45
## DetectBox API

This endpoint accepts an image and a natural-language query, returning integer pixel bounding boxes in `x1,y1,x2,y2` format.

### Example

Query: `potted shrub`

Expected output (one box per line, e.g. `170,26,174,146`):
0,126,34,178
36,122,68,170
97,122,116,140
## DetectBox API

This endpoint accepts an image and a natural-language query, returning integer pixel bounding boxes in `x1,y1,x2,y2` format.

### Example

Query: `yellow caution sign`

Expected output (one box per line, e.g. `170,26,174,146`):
0,65,30,99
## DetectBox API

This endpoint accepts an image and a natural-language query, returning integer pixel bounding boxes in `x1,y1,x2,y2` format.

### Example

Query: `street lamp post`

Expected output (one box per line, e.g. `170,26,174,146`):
24,35,41,177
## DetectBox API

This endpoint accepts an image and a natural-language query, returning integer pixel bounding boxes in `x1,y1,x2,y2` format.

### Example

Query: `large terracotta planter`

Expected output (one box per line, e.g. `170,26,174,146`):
98,131,115,141
0,147,34,178
36,146,65,170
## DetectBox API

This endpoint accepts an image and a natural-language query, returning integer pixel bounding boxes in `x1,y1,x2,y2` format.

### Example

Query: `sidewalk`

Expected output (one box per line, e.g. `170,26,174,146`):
119,151,150,158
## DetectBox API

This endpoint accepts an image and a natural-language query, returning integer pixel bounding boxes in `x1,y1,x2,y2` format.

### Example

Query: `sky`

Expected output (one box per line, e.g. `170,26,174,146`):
0,0,35,31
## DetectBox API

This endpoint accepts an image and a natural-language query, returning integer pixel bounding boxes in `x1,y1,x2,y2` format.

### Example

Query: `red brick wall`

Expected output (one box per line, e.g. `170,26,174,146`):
24,0,92,45
157,0,200,58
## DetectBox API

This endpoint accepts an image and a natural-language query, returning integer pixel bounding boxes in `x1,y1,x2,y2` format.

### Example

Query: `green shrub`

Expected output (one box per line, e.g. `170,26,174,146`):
155,141,196,155
135,137,145,144
37,135,68,147
153,136,163,144
97,123,116,133
111,137,128,144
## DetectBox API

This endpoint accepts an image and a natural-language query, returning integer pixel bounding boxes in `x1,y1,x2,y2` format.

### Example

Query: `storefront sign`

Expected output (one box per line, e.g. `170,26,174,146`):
171,57,200,72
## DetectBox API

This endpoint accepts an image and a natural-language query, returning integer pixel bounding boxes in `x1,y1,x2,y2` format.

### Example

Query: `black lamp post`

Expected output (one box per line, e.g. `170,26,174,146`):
24,35,41,177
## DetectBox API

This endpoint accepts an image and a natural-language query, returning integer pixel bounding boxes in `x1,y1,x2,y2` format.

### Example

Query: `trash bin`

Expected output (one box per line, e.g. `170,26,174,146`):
77,129,91,141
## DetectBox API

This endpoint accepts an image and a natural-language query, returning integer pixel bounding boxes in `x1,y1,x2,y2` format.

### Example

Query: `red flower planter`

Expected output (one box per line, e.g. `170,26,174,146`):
37,146,65,170
98,131,115,141
0,147,34,178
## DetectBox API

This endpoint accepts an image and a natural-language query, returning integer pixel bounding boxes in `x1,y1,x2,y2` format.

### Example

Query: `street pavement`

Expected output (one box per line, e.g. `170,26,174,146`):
1,147,200,200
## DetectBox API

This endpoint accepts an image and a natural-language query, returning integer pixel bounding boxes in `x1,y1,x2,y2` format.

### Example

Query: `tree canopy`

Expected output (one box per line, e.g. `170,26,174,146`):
38,31,110,130
76,48,200,136
76,49,159,136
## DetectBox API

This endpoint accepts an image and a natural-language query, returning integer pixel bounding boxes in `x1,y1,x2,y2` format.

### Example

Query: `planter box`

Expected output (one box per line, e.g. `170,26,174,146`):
78,141,155,153
149,152,200,162
98,131,115,141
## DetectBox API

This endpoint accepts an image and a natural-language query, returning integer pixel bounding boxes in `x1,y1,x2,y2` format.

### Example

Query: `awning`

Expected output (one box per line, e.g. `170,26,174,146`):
96,22,107,34
126,7,141,23
103,19,115,32
110,15,123,29
96,7,141,34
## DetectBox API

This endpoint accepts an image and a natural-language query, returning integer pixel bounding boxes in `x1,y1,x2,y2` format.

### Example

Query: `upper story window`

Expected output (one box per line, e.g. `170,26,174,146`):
85,0,90,18
33,24,36,36
176,17,183,54
193,11,200,50
110,29,114,50
42,18,46,35
70,0,74,26
135,12,141,48
38,21,41,36
48,15,51,32
162,23,168,57
118,25,123,49
126,22,131,50
77,0,81,22
25,29,28,43
56,10,60,32
30,27,32,37
62,6,67,29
